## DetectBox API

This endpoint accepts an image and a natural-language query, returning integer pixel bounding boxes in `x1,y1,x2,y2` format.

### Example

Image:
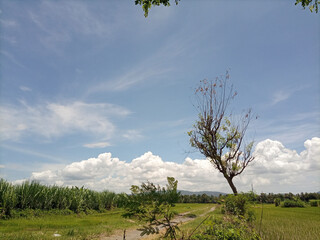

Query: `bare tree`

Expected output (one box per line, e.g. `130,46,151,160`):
188,71,255,195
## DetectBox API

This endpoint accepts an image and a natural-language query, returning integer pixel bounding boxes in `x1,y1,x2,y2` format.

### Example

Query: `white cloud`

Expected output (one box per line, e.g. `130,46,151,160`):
271,85,309,105
26,1,123,54
86,28,192,93
122,130,144,141
88,63,172,93
1,144,64,163
19,86,32,92
0,50,27,69
253,111,320,148
0,101,130,141
271,90,291,105
25,138,320,193
237,137,320,193
0,19,18,28
83,142,111,148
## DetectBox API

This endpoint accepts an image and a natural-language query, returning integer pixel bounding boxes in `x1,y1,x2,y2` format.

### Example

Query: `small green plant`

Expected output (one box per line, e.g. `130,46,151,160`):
123,177,180,239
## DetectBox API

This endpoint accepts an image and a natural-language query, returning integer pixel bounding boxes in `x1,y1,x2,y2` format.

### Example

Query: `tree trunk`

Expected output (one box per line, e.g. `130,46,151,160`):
226,177,238,195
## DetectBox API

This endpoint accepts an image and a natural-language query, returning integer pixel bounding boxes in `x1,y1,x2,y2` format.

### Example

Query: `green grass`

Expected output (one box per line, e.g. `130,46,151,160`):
253,204,320,240
172,204,320,240
4,204,317,240
0,203,213,240
0,209,135,240
168,204,219,239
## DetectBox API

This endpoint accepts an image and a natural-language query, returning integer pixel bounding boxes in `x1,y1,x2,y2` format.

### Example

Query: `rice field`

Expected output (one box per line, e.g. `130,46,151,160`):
253,204,320,240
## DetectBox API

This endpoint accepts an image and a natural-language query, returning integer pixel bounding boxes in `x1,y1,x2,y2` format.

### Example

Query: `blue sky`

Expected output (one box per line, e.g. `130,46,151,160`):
0,0,319,193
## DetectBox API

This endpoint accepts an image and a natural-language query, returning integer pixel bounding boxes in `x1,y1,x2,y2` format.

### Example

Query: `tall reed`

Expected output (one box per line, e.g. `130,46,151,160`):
0,178,125,218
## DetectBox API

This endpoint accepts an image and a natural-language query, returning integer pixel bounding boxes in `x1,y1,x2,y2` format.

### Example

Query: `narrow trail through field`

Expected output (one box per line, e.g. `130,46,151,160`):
100,206,216,240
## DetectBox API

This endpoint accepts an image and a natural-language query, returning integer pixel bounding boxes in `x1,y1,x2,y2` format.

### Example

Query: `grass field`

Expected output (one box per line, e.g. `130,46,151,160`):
0,203,213,240
161,204,320,240
253,204,320,240
1,204,319,240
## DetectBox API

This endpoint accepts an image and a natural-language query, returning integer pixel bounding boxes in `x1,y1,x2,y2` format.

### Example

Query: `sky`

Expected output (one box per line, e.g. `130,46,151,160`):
0,0,319,194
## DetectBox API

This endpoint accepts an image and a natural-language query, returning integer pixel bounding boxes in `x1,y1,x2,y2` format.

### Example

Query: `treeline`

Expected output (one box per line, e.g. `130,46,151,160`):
178,193,220,203
0,179,127,218
251,192,320,203
177,192,320,204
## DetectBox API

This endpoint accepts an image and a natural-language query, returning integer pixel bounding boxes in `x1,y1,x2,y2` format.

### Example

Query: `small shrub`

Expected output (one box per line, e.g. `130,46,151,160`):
224,194,248,217
274,198,281,207
309,200,319,207
123,177,180,239
282,199,305,208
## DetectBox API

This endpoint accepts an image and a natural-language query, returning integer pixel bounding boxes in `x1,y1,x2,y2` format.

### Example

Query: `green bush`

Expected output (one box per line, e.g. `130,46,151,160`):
282,199,305,208
224,194,248,217
192,216,261,240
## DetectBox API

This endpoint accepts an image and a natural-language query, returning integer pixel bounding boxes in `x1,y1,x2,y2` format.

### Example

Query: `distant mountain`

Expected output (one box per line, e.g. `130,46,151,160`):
178,190,227,197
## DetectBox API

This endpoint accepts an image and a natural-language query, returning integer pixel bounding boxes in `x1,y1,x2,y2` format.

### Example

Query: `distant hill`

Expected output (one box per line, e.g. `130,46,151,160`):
178,190,227,197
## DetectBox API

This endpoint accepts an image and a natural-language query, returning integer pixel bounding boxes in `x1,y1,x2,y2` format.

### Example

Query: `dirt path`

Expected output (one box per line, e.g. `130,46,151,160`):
100,206,216,240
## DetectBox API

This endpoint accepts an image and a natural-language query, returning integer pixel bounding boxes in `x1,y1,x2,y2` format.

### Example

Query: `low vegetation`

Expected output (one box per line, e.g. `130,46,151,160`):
1,178,319,239
0,203,213,240
123,177,180,239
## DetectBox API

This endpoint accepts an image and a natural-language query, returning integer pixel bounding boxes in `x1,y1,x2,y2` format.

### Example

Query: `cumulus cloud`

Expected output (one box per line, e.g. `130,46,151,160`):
236,137,320,192
0,101,130,141
26,138,320,193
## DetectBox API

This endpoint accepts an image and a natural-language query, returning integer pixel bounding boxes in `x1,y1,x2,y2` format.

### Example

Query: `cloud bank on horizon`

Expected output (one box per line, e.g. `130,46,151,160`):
17,137,320,194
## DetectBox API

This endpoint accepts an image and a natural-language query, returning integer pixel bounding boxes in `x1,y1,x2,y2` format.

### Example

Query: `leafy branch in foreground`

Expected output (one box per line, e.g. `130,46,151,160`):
135,0,180,17
135,0,318,18
295,0,319,12
123,177,180,239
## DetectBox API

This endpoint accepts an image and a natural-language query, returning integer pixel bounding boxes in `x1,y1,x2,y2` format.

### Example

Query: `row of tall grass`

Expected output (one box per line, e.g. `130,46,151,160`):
0,178,127,218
